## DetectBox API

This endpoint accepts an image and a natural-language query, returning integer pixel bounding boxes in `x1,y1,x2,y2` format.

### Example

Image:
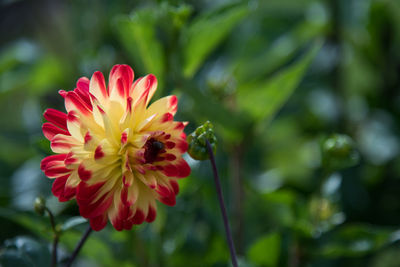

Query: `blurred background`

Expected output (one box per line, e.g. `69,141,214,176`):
1,0,400,266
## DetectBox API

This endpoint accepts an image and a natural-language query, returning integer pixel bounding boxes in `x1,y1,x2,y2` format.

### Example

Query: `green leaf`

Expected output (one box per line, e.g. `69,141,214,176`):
28,56,65,96
182,4,248,78
237,42,322,123
233,20,326,82
0,208,48,238
61,216,87,231
115,9,165,87
247,232,281,267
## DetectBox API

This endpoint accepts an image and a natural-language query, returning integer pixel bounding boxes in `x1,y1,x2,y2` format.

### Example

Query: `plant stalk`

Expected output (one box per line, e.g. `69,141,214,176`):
206,139,238,267
52,235,59,267
230,143,244,254
66,225,93,267
45,207,59,267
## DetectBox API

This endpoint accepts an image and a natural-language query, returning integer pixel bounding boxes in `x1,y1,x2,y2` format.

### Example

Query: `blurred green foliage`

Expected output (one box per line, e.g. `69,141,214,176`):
1,0,400,266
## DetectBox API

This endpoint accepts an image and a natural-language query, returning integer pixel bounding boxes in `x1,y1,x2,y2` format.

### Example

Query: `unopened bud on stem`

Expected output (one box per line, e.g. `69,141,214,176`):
187,121,217,160
34,196,46,216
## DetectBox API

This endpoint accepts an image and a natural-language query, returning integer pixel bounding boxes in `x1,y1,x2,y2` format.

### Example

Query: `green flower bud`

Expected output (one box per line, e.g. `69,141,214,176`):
34,196,46,216
187,121,217,160
322,134,359,171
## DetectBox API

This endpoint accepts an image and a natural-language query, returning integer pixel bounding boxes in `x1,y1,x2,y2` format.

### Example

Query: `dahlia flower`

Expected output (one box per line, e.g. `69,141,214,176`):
41,65,191,231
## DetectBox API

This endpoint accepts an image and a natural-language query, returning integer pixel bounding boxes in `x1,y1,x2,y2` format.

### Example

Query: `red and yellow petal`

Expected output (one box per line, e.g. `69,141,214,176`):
146,95,178,118
41,64,191,231
42,123,70,140
89,71,108,106
43,109,68,130
108,64,134,103
130,74,157,107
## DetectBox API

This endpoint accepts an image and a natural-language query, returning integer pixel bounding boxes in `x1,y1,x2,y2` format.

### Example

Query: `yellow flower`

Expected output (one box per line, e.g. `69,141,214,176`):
41,65,190,231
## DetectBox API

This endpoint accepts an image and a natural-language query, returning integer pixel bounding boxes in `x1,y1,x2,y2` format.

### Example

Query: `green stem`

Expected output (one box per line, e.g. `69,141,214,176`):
45,207,59,267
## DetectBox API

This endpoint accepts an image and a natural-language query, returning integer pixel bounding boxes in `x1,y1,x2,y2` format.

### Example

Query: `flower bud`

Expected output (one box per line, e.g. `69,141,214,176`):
187,121,217,160
34,196,46,216
322,134,359,171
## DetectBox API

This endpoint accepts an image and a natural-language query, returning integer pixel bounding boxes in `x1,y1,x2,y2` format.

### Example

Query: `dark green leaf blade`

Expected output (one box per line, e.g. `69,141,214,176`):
182,4,248,78
237,42,322,123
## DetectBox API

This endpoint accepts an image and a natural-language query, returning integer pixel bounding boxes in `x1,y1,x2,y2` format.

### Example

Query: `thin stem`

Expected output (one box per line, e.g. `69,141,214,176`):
45,207,59,267
230,144,244,254
206,139,238,267
66,225,93,267
45,207,57,233
52,235,59,267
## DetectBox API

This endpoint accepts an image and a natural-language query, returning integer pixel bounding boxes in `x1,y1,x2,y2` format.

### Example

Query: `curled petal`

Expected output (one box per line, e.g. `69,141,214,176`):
51,134,80,153
43,109,68,130
41,154,67,171
109,64,134,102
89,71,108,105
130,74,157,107
42,123,70,140
146,205,157,223
52,174,77,202
90,214,108,231
77,181,114,218
76,77,90,91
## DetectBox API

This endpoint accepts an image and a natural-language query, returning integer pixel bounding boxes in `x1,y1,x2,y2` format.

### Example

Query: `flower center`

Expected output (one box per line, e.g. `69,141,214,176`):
143,138,165,163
